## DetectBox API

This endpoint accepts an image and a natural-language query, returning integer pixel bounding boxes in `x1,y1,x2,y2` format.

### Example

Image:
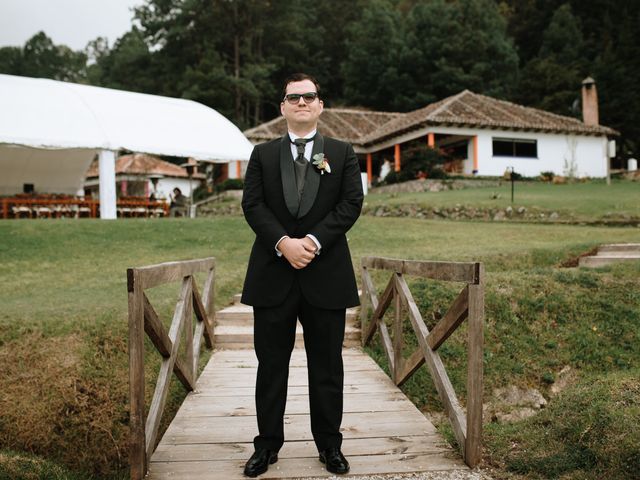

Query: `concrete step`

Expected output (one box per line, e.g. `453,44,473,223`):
598,243,640,253
579,255,640,268
595,251,640,257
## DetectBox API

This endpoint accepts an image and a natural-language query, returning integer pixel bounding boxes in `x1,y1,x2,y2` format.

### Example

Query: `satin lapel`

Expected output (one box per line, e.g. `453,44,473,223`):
279,135,298,217
297,132,323,219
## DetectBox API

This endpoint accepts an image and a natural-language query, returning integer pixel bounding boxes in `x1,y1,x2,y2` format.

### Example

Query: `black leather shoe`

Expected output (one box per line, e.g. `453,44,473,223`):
319,447,350,474
243,449,278,477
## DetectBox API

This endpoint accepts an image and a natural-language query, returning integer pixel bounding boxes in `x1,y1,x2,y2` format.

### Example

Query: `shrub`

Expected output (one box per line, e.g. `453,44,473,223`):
383,147,448,184
215,178,244,192
540,171,555,182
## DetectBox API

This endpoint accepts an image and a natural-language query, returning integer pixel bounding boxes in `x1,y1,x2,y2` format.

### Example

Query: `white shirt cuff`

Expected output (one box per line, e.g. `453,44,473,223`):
306,234,321,255
275,235,289,257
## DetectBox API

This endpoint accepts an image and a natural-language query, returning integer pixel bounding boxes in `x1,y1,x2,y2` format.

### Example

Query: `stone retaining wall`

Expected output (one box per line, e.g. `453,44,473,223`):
371,178,502,194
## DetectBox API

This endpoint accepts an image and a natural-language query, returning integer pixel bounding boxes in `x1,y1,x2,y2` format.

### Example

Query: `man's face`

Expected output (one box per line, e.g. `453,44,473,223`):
280,79,323,130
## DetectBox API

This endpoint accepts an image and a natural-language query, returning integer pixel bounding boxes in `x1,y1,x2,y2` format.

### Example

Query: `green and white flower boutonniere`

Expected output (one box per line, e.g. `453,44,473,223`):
312,153,331,175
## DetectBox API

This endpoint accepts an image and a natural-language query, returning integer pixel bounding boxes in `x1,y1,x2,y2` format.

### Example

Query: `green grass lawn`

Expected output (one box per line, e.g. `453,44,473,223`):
0,216,639,479
365,180,639,221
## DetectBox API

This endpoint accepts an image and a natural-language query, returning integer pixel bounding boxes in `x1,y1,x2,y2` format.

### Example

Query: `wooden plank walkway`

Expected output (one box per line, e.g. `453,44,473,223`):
147,302,471,479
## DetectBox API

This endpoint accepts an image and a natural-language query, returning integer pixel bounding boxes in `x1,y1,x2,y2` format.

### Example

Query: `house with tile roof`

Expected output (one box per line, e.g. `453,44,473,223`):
244,79,617,182
84,153,205,202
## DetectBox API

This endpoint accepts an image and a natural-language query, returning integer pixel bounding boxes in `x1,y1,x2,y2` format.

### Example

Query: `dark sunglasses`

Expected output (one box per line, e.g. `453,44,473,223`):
283,92,319,104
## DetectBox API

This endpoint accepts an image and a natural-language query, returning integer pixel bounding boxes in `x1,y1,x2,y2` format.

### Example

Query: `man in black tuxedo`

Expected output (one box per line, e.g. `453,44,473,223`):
241,73,363,477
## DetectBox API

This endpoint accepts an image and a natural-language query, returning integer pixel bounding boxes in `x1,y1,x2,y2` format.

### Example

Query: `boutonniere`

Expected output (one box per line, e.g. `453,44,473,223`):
312,153,331,175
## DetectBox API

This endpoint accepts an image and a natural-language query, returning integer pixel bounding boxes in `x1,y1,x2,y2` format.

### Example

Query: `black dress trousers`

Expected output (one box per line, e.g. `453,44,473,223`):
252,279,346,453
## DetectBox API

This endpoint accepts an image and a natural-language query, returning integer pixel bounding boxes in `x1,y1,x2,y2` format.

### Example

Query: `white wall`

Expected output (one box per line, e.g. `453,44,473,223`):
153,177,199,202
432,126,608,178
228,160,248,179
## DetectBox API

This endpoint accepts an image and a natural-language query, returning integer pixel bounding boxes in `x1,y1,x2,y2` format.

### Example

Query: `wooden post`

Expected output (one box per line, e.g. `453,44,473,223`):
366,153,373,184
393,275,403,384
236,161,242,179
185,276,195,381
205,266,216,318
465,263,484,467
360,267,370,347
2,198,8,219
428,133,435,148
472,136,479,174
128,269,146,480
394,144,401,172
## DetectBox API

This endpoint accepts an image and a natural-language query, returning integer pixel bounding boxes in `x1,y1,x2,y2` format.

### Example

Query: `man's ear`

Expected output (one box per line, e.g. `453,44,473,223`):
280,102,285,116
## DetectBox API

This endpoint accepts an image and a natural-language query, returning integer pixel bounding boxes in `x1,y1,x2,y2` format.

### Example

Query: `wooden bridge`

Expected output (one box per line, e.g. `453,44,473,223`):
128,257,484,479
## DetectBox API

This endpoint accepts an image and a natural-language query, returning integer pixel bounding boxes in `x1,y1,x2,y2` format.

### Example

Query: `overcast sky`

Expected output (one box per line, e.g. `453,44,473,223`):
0,0,145,51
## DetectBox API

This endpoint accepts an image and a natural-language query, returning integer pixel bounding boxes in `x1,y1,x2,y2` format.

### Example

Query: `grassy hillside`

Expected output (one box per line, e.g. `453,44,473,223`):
0,216,638,479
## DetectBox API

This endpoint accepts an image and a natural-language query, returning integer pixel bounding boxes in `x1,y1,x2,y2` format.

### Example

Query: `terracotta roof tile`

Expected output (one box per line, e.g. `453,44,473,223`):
359,90,618,146
86,153,204,179
243,108,403,144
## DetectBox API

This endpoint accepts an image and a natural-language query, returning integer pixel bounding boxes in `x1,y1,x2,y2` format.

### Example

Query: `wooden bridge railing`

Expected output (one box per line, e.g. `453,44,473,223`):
360,257,484,468
127,258,216,480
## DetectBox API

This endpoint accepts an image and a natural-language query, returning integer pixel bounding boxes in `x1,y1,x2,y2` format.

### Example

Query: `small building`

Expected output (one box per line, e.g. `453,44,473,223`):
244,79,617,181
84,153,205,202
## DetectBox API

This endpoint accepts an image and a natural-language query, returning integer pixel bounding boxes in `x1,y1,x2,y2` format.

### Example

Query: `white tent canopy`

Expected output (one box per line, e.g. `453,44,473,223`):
0,74,253,218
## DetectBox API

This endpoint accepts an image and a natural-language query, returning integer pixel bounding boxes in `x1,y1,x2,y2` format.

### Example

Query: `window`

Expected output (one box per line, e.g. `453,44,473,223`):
492,138,537,158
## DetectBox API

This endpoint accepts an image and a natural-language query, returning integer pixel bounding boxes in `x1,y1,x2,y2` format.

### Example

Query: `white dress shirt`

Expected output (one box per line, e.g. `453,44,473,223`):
275,129,322,256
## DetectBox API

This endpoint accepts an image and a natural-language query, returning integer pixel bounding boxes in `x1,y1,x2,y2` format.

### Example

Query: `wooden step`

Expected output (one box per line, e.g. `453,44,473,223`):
214,338,362,350
214,305,254,326
214,324,361,350
232,291,362,306
215,305,359,327
579,255,640,268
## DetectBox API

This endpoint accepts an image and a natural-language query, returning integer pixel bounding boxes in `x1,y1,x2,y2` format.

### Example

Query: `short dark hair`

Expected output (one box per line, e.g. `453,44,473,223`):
281,73,321,101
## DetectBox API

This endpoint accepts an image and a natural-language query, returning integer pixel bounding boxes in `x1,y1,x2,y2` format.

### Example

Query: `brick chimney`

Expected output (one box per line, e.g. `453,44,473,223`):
581,77,599,126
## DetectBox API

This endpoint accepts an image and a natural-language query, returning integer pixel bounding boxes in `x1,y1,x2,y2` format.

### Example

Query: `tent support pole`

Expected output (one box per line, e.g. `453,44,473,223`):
99,150,117,219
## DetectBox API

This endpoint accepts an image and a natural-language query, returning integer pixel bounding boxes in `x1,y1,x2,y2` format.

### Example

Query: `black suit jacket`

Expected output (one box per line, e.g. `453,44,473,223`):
241,133,363,309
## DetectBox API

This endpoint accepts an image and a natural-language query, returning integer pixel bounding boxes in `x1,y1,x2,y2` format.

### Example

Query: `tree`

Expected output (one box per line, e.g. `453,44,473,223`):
0,32,87,82
130,0,301,128
516,4,585,115
341,0,411,110
592,6,640,156
434,0,519,99
87,28,158,94
0,46,23,76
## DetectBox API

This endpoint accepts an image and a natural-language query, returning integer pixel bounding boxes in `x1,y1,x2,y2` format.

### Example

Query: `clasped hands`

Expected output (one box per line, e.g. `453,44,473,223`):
279,236,317,269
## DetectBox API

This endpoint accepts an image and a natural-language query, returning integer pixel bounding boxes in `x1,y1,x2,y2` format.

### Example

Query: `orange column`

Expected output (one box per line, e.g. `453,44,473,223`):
366,153,373,184
427,133,435,148
236,161,242,179
394,144,401,172
472,136,479,173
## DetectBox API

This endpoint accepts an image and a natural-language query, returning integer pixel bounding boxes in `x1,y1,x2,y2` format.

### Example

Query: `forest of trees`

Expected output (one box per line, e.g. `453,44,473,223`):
1,0,638,158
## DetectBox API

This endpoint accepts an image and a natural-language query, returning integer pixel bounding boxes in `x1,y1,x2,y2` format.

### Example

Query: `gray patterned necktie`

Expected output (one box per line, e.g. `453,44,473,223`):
293,138,309,201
